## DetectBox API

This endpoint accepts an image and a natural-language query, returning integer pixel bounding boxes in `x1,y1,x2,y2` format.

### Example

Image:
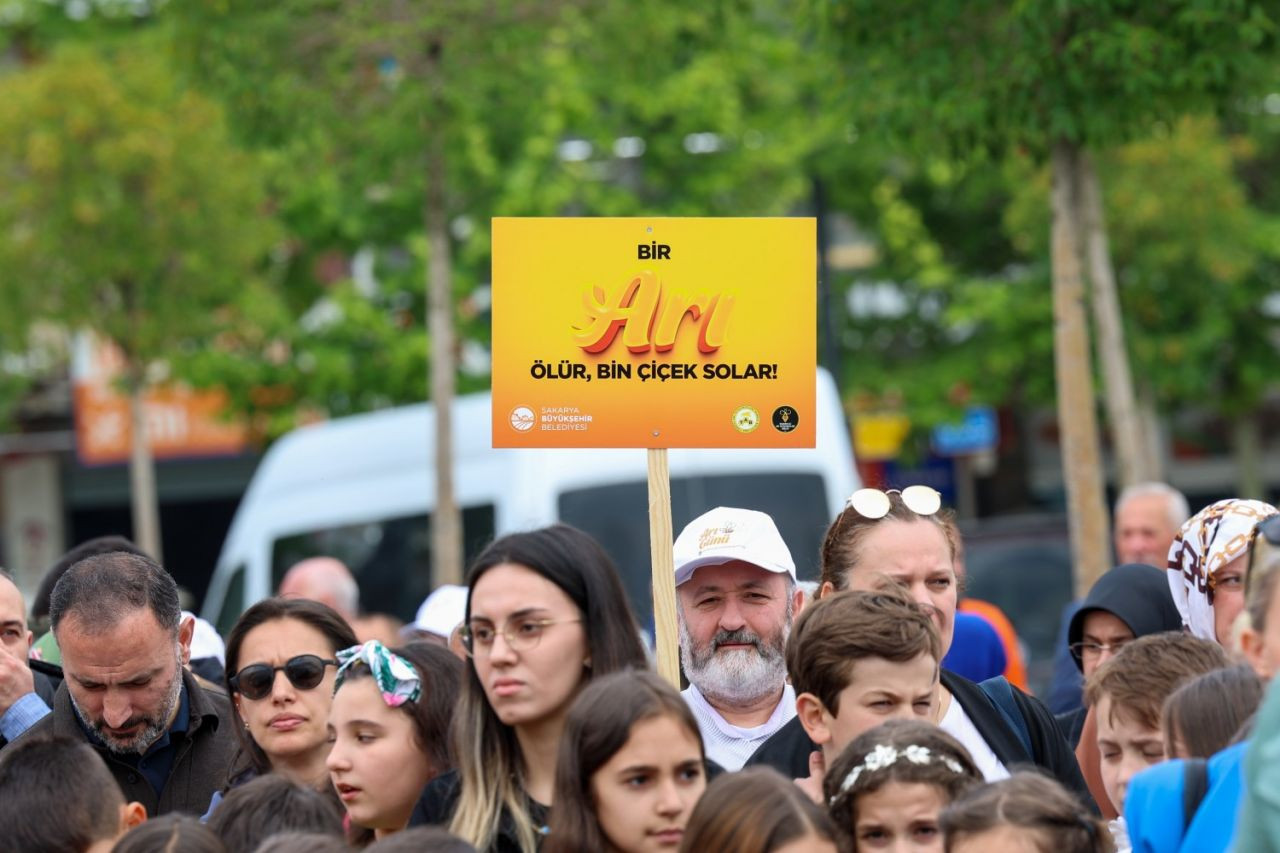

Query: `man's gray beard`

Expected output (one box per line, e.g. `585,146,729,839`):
71,651,183,756
679,615,790,709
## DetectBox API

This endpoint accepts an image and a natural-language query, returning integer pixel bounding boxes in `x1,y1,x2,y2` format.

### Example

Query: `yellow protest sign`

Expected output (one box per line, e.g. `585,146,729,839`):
492,218,816,448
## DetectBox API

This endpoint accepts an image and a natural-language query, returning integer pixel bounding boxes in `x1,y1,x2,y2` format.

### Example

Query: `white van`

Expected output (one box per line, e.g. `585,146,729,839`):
202,369,858,635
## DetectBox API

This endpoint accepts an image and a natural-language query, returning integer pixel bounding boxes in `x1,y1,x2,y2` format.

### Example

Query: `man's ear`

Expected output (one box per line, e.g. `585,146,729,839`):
178,614,195,664
118,800,147,835
795,692,832,748
1240,626,1272,680
792,584,806,617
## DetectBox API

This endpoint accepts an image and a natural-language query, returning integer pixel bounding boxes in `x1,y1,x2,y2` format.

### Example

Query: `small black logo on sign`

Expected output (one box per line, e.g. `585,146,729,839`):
772,406,798,433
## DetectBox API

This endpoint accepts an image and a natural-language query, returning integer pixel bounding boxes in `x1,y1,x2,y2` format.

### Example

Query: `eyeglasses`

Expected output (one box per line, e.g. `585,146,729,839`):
229,655,339,700
458,616,582,658
1068,640,1130,661
846,486,942,520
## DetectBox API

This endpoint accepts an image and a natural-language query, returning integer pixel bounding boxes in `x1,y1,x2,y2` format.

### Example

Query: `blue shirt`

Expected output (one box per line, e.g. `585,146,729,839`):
1125,741,1246,853
0,691,51,742
79,683,191,797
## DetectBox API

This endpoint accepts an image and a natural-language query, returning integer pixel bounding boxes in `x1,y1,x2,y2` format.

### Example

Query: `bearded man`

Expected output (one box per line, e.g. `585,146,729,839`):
14,551,236,816
674,506,804,770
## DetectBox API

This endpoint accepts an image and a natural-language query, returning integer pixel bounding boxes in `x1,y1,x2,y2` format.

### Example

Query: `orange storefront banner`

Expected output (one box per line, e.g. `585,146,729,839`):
72,334,249,465
492,218,816,448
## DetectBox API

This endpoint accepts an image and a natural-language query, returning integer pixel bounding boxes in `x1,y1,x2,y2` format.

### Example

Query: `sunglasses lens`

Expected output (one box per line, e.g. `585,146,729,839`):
901,485,942,516
235,665,274,700
848,488,891,519
285,656,327,690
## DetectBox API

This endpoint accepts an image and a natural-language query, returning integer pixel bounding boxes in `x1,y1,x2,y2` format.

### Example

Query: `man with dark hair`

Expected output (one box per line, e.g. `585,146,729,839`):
0,570,56,746
29,535,149,638
16,551,237,815
0,735,145,851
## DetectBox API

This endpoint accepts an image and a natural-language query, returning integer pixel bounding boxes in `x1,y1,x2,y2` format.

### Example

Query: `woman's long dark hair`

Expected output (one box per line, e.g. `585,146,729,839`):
545,670,703,853
223,597,358,778
450,524,648,852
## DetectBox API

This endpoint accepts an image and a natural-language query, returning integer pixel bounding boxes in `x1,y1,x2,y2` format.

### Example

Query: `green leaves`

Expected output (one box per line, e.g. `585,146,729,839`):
0,41,277,373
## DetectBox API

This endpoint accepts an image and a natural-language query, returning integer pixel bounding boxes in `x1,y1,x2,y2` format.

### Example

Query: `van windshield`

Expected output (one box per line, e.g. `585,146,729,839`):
270,505,496,622
558,472,829,630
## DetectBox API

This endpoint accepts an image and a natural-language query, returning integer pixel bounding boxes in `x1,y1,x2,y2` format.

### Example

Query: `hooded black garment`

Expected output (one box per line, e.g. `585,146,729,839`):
1056,562,1184,745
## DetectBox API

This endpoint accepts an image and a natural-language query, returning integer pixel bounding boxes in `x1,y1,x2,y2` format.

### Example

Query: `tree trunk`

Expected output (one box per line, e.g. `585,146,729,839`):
126,369,163,562
1077,151,1151,489
425,42,463,588
1235,415,1263,500
1051,142,1112,599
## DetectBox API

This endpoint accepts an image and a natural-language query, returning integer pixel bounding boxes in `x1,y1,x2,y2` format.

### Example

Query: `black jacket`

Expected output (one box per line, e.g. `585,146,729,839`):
410,770,549,853
1066,563,1183,667
745,669,1095,809
18,668,238,816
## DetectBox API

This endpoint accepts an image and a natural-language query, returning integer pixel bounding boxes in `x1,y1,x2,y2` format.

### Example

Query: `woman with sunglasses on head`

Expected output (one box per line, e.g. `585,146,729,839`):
207,597,358,819
409,524,649,852
747,486,1091,807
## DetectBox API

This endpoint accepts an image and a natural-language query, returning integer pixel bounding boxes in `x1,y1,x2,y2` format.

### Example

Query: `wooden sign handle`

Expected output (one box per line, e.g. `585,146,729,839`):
648,448,680,686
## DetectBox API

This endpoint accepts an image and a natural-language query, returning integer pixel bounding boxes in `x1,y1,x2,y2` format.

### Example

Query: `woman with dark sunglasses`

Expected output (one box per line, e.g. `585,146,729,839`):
206,597,357,819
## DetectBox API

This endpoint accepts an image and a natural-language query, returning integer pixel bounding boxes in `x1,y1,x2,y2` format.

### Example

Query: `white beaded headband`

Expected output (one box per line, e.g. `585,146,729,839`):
830,744,965,805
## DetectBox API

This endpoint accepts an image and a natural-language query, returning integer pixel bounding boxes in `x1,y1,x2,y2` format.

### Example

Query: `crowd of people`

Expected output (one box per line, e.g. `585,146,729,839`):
1,481,1279,852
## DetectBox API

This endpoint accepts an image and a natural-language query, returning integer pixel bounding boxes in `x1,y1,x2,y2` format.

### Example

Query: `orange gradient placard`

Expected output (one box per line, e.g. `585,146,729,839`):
492,218,816,448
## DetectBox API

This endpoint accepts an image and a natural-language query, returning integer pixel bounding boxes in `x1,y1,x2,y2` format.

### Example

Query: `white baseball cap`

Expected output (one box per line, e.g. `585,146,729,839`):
673,507,796,587
183,611,226,665
413,585,468,638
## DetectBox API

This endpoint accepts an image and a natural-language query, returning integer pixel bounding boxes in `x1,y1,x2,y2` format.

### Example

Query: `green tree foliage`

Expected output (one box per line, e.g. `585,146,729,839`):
0,41,275,370
167,0,826,435
0,40,277,555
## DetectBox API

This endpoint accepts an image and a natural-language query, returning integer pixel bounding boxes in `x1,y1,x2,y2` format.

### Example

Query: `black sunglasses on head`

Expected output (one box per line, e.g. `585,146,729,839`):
229,654,338,700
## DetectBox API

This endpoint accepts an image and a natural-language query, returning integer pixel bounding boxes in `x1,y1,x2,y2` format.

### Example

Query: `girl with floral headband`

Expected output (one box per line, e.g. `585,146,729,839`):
823,719,981,852
327,640,462,844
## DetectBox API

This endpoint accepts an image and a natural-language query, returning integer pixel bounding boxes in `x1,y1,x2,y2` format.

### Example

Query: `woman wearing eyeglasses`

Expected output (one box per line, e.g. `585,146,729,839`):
750,487,1092,808
410,523,649,852
208,598,357,819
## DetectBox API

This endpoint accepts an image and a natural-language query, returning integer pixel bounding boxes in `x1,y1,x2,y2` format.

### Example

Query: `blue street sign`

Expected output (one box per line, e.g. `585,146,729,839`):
932,406,999,457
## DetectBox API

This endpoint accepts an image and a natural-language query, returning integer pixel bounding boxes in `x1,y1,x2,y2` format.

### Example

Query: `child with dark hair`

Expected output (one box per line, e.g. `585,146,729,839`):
206,774,343,852
941,771,1113,853
680,767,841,853
0,735,145,852
824,719,981,851
366,826,478,852
111,815,227,853
249,832,351,853
545,670,706,853
1163,664,1263,759
328,640,462,842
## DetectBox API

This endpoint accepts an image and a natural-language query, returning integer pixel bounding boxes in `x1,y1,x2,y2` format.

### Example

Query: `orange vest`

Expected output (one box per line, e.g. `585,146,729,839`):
958,598,1029,691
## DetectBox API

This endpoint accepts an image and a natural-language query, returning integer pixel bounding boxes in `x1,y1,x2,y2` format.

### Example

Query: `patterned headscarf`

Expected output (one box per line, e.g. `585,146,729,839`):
335,640,421,706
1167,498,1278,641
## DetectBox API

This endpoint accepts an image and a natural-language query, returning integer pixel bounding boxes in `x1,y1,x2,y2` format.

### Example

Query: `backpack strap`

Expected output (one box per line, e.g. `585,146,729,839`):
979,675,1034,760
1182,757,1210,834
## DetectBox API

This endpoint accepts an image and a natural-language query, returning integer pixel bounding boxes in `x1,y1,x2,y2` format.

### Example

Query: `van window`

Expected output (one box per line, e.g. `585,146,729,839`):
270,505,496,622
558,473,829,629
216,564,247,637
